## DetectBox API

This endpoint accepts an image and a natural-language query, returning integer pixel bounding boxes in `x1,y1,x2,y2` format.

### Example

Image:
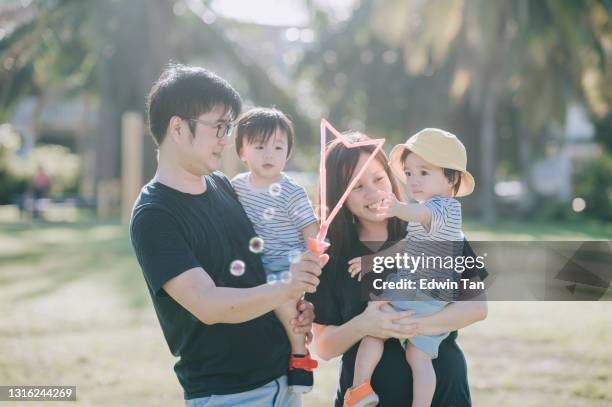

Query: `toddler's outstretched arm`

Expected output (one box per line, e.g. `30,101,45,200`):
377,190,432,228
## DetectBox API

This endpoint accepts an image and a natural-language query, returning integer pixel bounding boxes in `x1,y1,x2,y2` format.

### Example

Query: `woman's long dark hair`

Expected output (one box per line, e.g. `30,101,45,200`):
317,132,407,267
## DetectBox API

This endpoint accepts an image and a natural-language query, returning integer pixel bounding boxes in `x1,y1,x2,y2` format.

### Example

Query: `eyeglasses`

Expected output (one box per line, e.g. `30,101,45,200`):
187,118,236,139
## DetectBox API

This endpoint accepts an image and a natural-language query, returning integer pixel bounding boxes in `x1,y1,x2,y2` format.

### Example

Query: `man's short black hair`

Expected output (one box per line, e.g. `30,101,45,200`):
146,63,242,146
235,107,295,158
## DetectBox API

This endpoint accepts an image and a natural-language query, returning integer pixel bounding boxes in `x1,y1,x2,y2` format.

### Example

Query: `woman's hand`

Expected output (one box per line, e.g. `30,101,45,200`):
356,301,418,340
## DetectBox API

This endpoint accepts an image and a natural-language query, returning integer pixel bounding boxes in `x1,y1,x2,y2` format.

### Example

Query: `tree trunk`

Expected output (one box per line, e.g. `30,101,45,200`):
517,117,535,215
480,82,499,225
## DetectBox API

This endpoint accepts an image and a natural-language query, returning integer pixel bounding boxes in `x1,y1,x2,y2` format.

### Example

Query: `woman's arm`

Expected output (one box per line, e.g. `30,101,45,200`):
312,301,418,361
313,320,365,361
397,280,487,336
415,299,487,336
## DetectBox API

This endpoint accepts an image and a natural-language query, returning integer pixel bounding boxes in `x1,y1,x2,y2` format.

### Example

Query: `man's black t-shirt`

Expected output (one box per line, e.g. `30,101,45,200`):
130,172,290,399
306,233,487,407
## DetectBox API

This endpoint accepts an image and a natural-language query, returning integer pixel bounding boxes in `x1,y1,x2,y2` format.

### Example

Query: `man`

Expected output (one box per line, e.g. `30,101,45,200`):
130,64,327,406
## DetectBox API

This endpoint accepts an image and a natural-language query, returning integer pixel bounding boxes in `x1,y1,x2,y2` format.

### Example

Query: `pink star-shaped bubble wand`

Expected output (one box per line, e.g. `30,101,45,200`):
308,119,385,255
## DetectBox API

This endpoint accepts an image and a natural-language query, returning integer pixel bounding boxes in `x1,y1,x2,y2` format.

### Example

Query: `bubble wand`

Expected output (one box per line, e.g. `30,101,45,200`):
308,119,385,255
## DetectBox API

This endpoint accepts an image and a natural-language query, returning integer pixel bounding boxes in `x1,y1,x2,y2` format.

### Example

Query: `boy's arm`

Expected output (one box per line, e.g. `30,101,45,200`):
286,183,318,237
300,222,319,244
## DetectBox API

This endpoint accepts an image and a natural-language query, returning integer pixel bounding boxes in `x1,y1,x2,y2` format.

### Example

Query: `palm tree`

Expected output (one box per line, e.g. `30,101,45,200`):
299,0,610,223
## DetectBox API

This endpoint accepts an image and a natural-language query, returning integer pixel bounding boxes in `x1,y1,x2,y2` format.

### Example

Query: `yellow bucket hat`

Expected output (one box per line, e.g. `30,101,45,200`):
389,128,475,197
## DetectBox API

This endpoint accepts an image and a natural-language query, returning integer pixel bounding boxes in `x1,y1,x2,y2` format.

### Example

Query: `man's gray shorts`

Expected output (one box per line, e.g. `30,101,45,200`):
185,375,300,407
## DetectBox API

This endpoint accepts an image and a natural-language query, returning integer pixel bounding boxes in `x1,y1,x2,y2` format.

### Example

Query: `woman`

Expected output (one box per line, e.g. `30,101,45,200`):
306,134,487,406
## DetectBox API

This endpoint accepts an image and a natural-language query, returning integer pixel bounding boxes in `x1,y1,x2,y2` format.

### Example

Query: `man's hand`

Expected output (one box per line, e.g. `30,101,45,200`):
291,299,315,345
284,250,329,300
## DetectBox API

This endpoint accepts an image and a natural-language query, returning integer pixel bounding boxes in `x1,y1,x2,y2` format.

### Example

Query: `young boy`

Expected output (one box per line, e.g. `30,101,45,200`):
232,107,320,393
343,128,475,407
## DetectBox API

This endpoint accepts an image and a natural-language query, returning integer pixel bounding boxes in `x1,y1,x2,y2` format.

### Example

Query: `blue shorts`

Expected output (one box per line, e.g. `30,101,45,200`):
262,256,291,274
391,290,450,359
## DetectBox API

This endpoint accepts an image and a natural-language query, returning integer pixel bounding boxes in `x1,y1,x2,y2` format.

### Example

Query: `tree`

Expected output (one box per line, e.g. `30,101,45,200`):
0,0,315,194
299,0,610,222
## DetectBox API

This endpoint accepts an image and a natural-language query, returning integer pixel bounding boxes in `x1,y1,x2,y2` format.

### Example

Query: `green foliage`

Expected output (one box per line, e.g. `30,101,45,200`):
0,125,27,204
0,160,28,205
574,152,612,221
8,144,81,196
0,0,96,121
0,125,80,204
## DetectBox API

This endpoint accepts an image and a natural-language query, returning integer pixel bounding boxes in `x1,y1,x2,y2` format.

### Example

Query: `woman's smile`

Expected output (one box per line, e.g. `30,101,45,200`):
365,200,383,209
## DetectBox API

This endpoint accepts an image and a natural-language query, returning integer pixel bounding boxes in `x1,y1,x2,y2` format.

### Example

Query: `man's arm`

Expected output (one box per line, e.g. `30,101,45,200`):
164,267,290,324
163,251,327,325
132,206,328,326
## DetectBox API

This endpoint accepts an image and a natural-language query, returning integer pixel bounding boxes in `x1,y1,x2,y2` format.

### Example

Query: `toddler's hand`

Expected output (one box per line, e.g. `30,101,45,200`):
347,257,363,281
376,190,400,219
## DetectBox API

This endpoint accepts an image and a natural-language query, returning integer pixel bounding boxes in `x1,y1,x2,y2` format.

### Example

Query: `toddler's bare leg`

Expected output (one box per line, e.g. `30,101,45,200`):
353,336,384,386
405,343,435,407
275,300,307,355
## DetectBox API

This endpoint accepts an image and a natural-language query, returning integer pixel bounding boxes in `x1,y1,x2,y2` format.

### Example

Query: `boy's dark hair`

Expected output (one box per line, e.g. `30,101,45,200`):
146,63,242,146
400,149,462,196
234,108,294,158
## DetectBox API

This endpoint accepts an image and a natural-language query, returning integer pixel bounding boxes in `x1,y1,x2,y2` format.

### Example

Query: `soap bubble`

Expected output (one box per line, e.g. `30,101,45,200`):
249,237,264,253
230,260,245,277
572,197,586,212
263,207,276,221
269,183,282,197
266,274,278,284
288,249,302,264
279,271,291,282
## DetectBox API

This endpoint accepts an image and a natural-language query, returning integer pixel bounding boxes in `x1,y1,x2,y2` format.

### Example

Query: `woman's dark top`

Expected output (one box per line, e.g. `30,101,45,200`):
306,234,487,407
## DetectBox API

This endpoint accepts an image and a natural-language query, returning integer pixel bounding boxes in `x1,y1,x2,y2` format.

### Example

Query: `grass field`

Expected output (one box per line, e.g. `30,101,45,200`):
0,218,611,406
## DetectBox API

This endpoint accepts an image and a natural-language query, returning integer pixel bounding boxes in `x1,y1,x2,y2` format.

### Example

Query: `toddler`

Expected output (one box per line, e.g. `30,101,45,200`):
232,107,320,393
344,128,475,407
